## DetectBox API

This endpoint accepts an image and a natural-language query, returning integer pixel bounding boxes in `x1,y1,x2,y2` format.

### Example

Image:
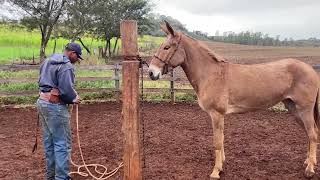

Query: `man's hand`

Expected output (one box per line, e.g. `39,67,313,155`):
73,95,81,104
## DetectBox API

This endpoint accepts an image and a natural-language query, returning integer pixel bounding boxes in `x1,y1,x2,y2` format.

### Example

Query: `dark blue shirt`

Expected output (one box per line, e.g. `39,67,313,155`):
38,54,77,104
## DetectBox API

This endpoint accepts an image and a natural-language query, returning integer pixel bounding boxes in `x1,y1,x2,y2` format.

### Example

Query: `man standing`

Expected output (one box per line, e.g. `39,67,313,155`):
36,43,82,180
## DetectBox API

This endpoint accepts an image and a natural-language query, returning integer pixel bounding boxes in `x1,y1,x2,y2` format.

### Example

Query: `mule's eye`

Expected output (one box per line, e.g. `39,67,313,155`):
164,46,170,50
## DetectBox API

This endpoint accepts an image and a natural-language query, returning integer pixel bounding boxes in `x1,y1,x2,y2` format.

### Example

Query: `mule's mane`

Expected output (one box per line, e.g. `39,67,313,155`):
183,33,227,63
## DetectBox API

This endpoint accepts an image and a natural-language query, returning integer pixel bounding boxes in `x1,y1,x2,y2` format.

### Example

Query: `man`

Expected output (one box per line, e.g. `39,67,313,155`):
36,42,82,180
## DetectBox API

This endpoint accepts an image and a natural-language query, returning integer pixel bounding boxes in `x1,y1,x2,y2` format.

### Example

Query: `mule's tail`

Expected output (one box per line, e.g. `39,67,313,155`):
314,88,320,130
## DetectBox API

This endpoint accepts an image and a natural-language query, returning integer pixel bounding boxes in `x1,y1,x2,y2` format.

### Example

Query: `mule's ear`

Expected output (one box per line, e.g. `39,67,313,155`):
164,20,175,36
160,22,170,35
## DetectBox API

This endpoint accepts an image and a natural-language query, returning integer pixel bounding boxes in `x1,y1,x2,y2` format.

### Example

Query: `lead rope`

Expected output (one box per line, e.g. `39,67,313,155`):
69,104,123,179
140,58,146,169
138,56,148,178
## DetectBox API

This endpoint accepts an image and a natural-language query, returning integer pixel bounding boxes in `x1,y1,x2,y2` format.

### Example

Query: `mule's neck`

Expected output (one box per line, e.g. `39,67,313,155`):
180,35,225,93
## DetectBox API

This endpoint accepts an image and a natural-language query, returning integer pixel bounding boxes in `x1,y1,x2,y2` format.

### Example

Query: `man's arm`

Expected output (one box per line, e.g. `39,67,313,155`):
57,69,78,104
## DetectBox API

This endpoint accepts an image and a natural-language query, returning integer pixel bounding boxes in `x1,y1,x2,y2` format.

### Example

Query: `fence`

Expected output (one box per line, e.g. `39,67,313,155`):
0,62,194,104
2,62,320,104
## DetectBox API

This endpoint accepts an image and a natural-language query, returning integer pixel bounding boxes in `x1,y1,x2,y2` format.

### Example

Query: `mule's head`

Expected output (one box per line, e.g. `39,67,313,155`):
148,21,186,80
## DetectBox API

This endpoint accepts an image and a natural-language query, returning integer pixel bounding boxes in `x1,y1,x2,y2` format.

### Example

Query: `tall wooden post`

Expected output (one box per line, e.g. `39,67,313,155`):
121,20,143,180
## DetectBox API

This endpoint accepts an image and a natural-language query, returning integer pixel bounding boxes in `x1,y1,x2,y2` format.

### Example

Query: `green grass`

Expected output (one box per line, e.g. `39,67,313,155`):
0,70,114,79
0,24,164,65
0,79,171,93
76,70,114,78
0,70,38,78
0,80,115,92
0,95,38,105
0,91,197,105
0,82,38,92
0,23,171,105
0,24,106,64
140,81,170,88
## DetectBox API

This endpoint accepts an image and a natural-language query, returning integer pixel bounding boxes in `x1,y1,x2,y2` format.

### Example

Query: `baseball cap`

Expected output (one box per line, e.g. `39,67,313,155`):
65,43,83,60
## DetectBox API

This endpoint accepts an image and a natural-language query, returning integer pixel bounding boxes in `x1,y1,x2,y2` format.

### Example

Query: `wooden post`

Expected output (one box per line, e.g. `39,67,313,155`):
121,20,143,180
114,63,120,102
170,68,175,104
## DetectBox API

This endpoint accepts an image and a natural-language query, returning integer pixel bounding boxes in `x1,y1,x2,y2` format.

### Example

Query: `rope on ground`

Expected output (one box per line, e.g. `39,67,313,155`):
69,104,123,180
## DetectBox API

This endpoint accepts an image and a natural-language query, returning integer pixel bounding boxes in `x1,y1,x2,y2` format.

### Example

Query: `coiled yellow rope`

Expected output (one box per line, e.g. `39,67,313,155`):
69,104,123,179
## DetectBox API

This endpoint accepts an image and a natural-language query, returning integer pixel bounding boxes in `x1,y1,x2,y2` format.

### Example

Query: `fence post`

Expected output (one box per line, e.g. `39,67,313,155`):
170,68,175,104
121,20,143,180
114,63,120,102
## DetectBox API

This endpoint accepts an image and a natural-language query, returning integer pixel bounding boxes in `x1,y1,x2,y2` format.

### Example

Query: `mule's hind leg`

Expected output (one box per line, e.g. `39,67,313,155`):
209,111,225,179
283,99,304,127
298,108,318,177
283,99,311,164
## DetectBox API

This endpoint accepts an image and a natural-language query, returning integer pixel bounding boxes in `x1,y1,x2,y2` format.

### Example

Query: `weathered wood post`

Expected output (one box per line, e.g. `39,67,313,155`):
121,20,143,180
114,63,120,102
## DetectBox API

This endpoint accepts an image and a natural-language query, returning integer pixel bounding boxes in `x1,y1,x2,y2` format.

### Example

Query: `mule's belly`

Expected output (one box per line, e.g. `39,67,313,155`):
227,63,293,114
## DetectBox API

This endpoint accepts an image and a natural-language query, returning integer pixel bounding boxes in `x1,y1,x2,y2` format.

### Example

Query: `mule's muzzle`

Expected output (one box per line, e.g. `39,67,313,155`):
149,70,160,80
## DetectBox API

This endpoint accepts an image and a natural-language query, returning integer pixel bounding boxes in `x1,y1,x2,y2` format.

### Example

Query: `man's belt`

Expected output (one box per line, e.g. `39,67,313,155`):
39,88,62,104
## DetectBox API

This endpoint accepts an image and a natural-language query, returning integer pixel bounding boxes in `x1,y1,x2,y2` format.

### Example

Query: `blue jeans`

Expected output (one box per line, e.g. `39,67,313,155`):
36,99,72,180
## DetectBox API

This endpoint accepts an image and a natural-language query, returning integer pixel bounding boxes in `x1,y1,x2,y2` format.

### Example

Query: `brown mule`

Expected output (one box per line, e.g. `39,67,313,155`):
148,21,320,179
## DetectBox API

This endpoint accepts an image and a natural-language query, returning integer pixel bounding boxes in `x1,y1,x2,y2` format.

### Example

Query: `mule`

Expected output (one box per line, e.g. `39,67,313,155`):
148,21,320,179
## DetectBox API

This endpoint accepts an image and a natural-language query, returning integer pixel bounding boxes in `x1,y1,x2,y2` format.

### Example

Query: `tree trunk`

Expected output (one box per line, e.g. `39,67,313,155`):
103,40,109,58
78,38,91,54
113,37,119,55
108,39,112,57
53,38,57,54
40,38,47,62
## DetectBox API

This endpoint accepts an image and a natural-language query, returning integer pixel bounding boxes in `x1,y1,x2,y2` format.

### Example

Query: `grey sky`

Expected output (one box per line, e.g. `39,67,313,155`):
154,0,320,39
1,1,319,39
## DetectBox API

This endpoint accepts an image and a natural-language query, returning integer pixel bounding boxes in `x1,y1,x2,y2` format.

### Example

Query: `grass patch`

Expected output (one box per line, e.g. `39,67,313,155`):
0,80,116,92
0,91,198,105
141,80,170,88
0,92,116,105
175,92,197,102
143,91,171,102
0,95,38,105
76,70,114,78
76,80,115,89
0,24,165,65
0,70,38,78
0,82,38,92
0,70,114,79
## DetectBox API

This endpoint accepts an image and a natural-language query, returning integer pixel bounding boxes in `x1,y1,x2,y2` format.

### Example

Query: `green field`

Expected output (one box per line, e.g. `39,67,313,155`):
0,24,195,105
0,24,164,65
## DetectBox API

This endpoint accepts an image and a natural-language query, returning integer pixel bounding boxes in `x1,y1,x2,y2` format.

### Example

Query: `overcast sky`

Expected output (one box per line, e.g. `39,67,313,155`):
153,0,320,39
1,1,319,39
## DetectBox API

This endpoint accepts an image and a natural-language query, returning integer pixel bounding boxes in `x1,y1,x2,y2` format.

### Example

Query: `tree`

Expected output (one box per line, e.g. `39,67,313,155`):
59,0,97,54
142,14,187,37
8,0,66,60
92,0,152,58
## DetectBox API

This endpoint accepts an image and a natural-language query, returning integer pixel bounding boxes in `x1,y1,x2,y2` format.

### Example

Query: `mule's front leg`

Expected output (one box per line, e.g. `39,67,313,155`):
209,111,225,179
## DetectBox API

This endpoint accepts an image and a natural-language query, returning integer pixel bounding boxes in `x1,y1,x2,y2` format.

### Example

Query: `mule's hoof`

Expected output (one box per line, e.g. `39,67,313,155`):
210,173,220,179
210,170,220,179
304,168,315,178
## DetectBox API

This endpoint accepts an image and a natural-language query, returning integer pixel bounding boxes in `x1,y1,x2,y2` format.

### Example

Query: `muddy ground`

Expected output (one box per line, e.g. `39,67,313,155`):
0,102,319,180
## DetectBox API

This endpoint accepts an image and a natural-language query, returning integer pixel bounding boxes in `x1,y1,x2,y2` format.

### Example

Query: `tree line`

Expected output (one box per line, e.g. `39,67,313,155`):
193,30,320,47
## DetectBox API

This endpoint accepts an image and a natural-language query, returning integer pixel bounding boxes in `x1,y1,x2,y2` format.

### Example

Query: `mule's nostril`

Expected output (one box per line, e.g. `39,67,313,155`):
149,71,153,77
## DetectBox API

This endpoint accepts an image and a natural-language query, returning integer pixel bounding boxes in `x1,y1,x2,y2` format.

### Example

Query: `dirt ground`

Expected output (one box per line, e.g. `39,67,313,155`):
204,41,320,65
1,102,320,180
